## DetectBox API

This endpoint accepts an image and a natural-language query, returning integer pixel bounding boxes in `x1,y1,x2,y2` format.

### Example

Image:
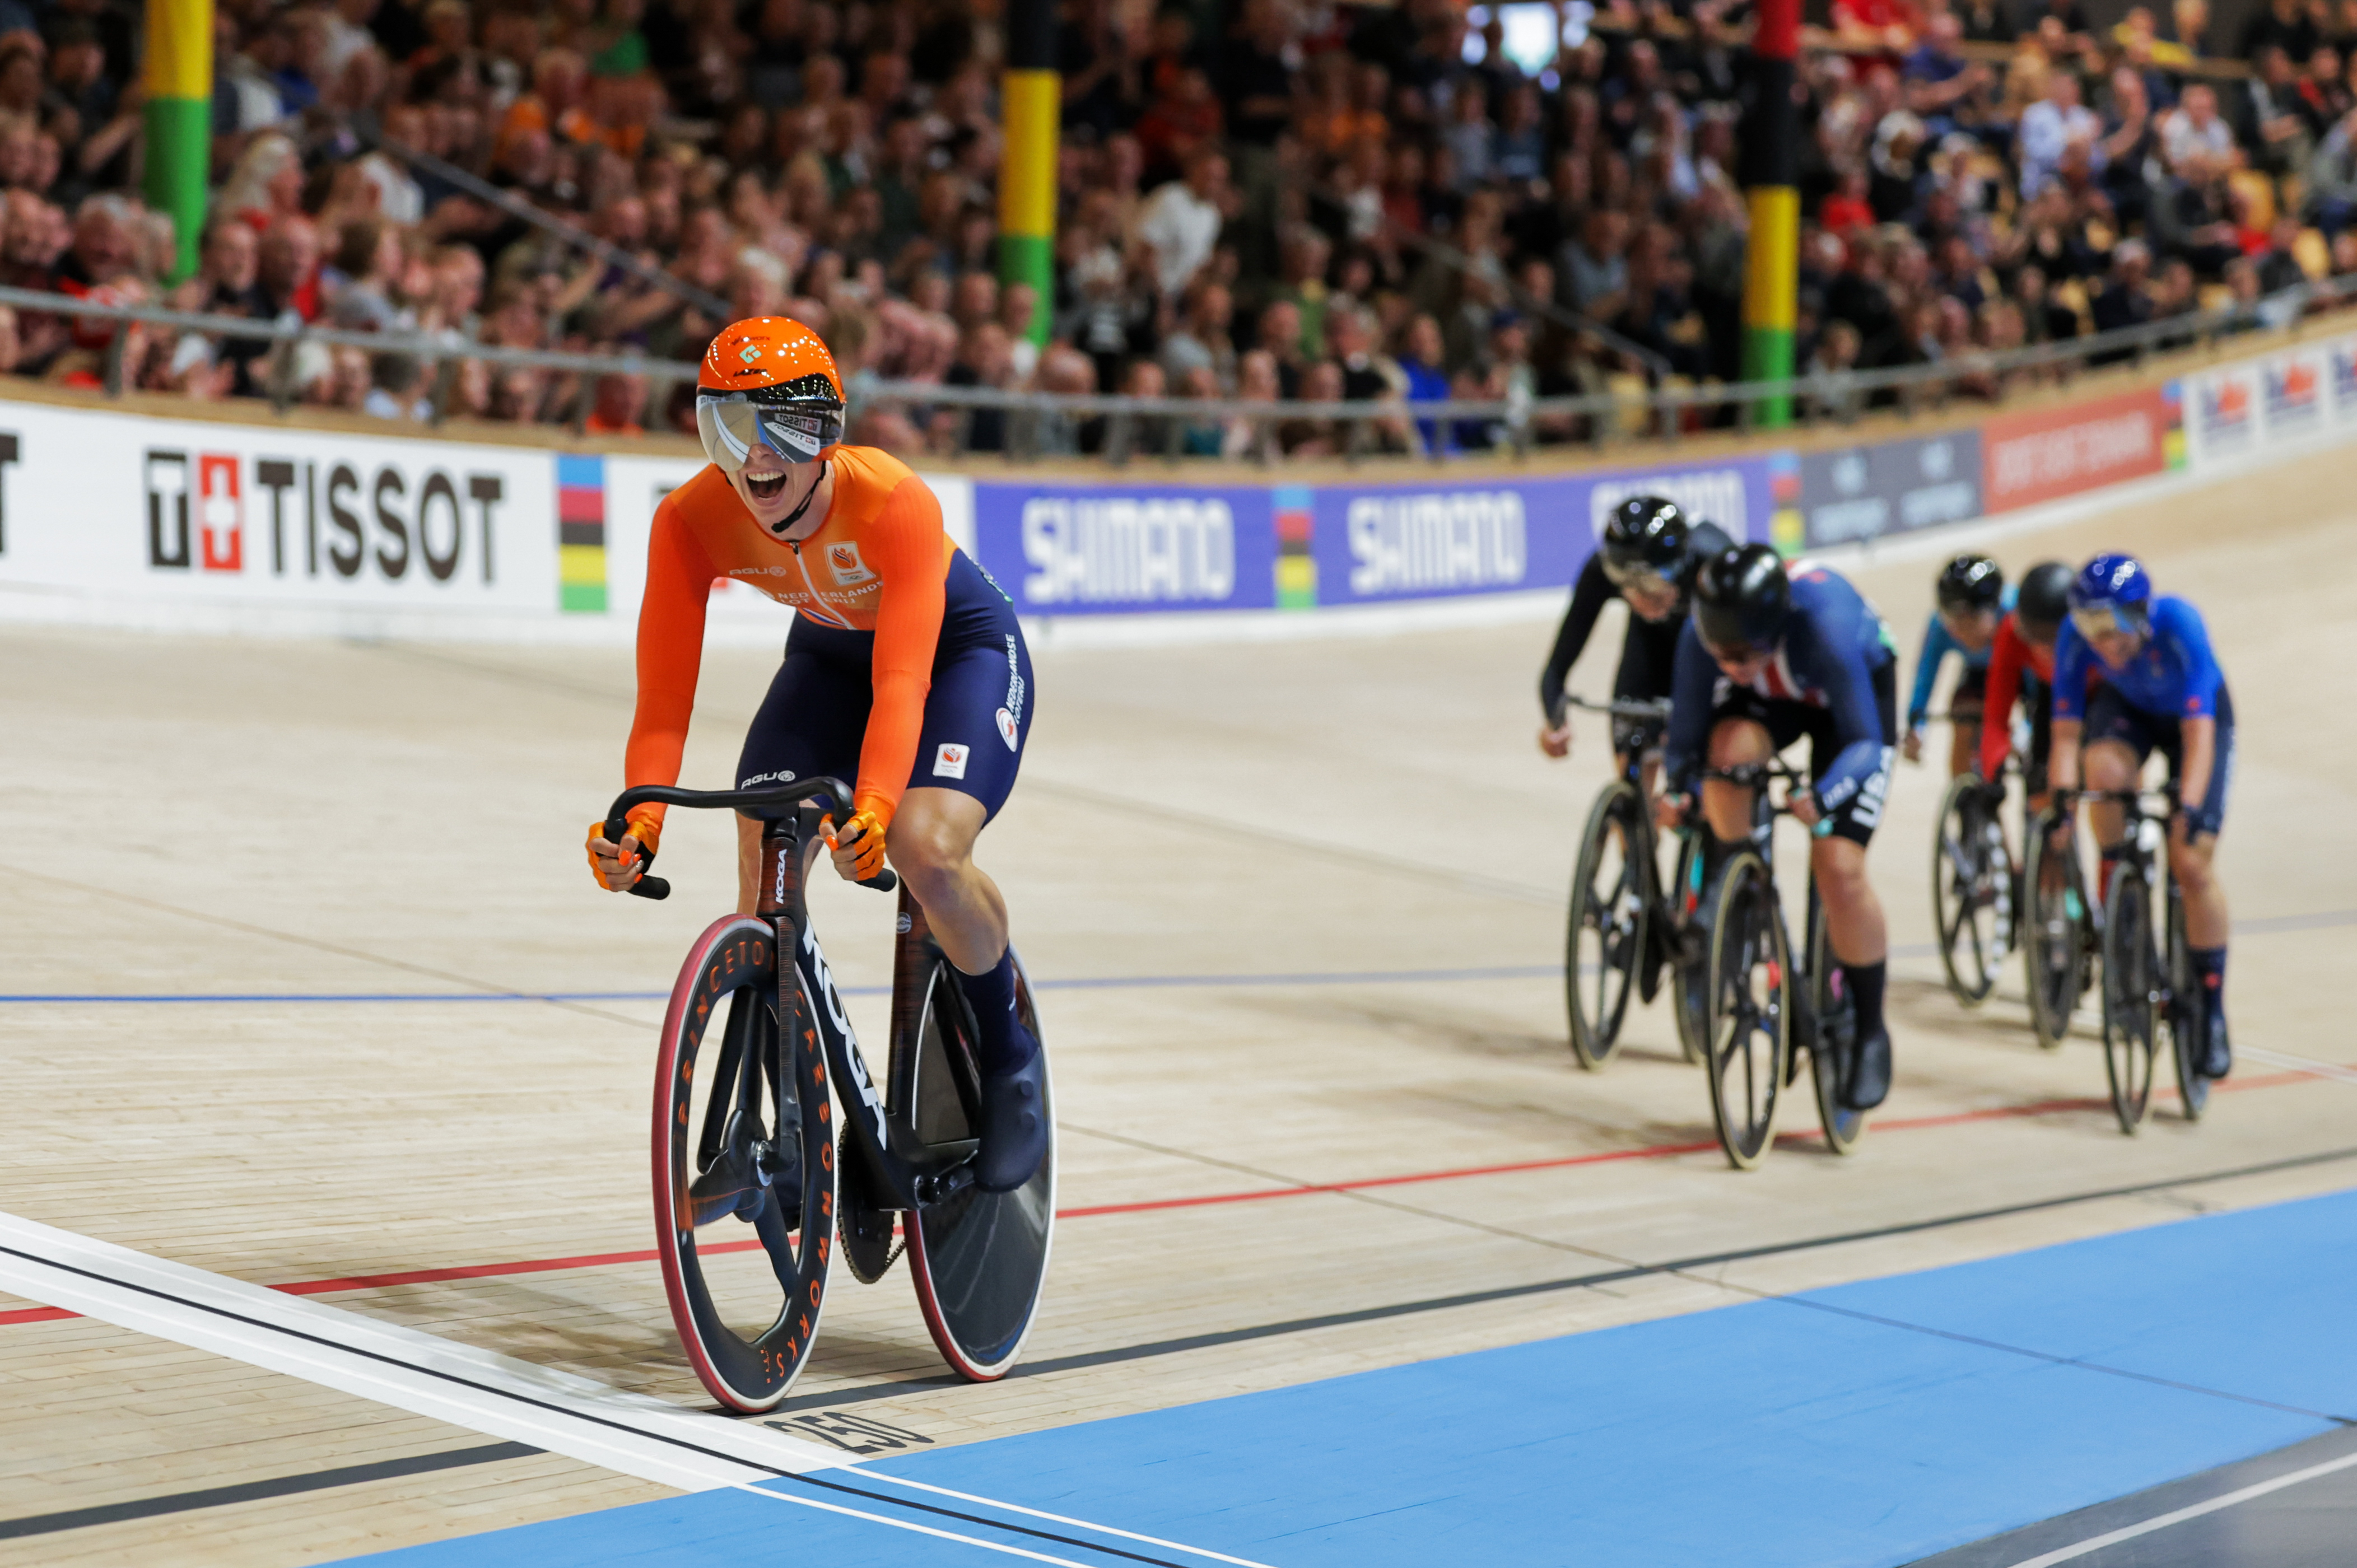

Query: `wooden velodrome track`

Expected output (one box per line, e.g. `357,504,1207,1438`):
1,438,2353,1566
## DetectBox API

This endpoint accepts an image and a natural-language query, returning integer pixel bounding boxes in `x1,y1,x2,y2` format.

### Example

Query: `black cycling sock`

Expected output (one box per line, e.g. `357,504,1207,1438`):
2189,944,2226,1014
954,948,1036,1076
1845,959,1888,1039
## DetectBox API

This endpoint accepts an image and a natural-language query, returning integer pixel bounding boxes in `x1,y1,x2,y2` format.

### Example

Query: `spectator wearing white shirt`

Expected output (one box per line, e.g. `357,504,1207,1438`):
2018,72,2104,196
1135,150,1229,302
2162,82,2239,173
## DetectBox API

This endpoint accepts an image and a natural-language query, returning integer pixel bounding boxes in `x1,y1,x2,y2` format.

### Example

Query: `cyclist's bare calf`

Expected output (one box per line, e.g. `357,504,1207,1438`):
1701,716,1888,969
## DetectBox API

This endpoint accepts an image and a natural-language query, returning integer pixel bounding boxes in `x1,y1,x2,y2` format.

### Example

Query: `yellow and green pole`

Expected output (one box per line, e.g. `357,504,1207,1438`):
999,0,1056,348
1739,0,1800,427
144,0,213,283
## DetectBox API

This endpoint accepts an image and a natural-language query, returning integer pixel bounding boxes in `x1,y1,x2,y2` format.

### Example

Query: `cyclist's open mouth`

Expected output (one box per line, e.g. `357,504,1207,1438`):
745,469,789,503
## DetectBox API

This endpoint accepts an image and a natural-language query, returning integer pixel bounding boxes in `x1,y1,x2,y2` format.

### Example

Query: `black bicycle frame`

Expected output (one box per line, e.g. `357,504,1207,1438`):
605,778,980,1215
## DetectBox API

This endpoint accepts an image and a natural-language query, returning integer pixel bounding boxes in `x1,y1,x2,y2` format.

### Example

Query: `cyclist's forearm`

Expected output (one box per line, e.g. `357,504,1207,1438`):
2049,720,2082,792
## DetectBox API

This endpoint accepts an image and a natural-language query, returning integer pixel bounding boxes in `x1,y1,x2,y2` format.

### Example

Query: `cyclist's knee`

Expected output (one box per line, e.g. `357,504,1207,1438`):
1707,718,1771,768
887,800,979,897
2083,740,2137,791
1810,838,1875,902
2168,837,2218,893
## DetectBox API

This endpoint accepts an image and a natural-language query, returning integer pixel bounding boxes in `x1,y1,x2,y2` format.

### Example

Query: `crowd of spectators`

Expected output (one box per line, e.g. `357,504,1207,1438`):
0,0,2346,454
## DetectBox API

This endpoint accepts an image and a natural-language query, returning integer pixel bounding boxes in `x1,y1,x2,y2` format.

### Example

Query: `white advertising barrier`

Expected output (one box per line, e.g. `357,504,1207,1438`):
0,399,556,634
2179,330,2357,469
0,396,973,643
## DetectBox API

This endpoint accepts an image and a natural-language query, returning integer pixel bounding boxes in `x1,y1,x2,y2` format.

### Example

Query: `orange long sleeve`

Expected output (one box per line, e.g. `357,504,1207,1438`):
622,490,718,834
852,477,948,826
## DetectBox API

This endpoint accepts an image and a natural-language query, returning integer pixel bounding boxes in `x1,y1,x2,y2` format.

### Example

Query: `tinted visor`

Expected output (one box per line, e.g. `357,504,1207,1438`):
2070,603,2149,641
1600,552,1678,591
696,390,844,472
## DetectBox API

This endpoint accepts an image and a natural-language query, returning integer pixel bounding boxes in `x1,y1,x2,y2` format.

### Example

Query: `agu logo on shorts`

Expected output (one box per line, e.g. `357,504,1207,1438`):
933,742,969,779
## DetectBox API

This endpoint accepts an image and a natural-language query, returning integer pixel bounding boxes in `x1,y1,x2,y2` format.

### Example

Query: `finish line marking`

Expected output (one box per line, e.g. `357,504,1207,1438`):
0,1210,1275,1566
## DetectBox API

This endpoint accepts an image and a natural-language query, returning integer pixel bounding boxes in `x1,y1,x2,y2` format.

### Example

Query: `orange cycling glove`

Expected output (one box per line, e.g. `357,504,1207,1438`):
823,808,889,881
586,815,662,890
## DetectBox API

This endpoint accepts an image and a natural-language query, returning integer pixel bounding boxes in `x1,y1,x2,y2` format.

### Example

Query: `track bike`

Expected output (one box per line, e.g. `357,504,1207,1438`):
2071,786,2207,1133
601,777,1055,1411
1560,695,1707,1070
2020,796,2097,1053
1697,760,1871,1169
1930,749,2018,1007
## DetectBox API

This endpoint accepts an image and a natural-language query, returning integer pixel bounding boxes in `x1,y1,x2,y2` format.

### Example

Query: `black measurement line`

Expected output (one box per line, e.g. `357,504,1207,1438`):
779,1140,2357,1412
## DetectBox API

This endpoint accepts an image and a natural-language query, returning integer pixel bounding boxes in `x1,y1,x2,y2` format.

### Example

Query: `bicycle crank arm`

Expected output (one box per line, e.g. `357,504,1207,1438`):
913,1158,981,1207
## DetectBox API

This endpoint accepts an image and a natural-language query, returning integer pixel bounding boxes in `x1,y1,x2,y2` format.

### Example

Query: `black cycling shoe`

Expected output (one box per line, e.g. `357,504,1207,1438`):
1637,919,1669,1005
1841,1028,1892,1111
2200,1007,2232,1080
974,1040,1049,1193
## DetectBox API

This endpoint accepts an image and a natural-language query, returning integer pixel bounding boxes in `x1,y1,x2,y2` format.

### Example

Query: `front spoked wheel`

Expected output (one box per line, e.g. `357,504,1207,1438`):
2166,883,2208,1122
1705,851,1788,1170
2022,813,2083,1051
2099,869,2159,1134
903,954,1055,1381
1933,777,2013,1006
654,916,836,1412
1808,900,1868,1155
1567,781,1648,1070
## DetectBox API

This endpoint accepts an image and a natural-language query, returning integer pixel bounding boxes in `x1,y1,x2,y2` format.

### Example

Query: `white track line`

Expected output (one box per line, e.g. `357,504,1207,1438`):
854,1473,1283,1568
2240,1046,2357,1085
2001,1448,2357,1567
0,1208,1278,1565
0,1208,845,1491
726,1482,1110,1567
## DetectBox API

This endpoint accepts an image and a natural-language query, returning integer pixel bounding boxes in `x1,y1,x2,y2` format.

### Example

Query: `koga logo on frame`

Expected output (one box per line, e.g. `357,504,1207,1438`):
144,450,509,584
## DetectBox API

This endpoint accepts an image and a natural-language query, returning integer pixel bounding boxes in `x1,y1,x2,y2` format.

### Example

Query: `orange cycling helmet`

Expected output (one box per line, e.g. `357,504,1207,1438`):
696,317,846,472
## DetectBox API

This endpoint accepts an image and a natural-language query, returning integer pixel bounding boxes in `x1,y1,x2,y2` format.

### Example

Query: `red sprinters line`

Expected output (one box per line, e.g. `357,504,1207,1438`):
0,1071,2321,1328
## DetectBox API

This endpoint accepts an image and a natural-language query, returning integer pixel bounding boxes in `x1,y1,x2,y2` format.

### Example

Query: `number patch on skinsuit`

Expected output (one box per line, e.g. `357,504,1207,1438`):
933,742,969,778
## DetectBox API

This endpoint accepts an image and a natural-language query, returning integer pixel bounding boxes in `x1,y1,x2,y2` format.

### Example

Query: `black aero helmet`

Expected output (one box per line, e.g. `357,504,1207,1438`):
2015,560,2072,638
1693,543,1792,652
1600,494,1689,587
1936,552,2005,613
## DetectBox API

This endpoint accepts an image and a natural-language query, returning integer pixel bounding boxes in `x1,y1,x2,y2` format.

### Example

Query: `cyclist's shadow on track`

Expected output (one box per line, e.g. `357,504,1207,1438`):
344,1278,930,1401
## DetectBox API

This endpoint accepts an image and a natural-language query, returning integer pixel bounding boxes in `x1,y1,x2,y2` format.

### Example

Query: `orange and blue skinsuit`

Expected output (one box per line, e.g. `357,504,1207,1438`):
620,445,1033,851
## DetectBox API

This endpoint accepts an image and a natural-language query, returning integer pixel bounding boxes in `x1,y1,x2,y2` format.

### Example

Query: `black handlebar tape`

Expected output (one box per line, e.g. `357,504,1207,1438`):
630,875,672,900
862,869,898,894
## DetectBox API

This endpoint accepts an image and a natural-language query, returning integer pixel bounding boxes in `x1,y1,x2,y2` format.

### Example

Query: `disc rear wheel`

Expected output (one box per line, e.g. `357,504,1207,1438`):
653,916,836,1412
2165,884,2208,1122
902,956,1055,1381
1567,781,1648,1070
1808,901,1867,1155
1704,852,1788,1170
2022,814,2083,1051
2099,870,2159,1134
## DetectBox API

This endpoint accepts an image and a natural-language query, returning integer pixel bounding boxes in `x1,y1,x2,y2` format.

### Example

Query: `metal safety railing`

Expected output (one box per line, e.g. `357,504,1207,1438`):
2,270,2346,462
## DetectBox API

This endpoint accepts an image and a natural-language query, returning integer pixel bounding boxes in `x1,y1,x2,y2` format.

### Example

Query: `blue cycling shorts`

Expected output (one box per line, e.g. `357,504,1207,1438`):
2082,680,2233,837
736,551,1034,822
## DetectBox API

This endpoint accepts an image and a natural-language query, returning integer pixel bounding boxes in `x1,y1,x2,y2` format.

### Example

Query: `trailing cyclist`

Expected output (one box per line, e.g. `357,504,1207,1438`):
2048,554,2235,1080
1538,495,1734,772
1660,544,1902,1110
1903,553,2010,778
1975,561,2075,805
584,316,1049,1192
